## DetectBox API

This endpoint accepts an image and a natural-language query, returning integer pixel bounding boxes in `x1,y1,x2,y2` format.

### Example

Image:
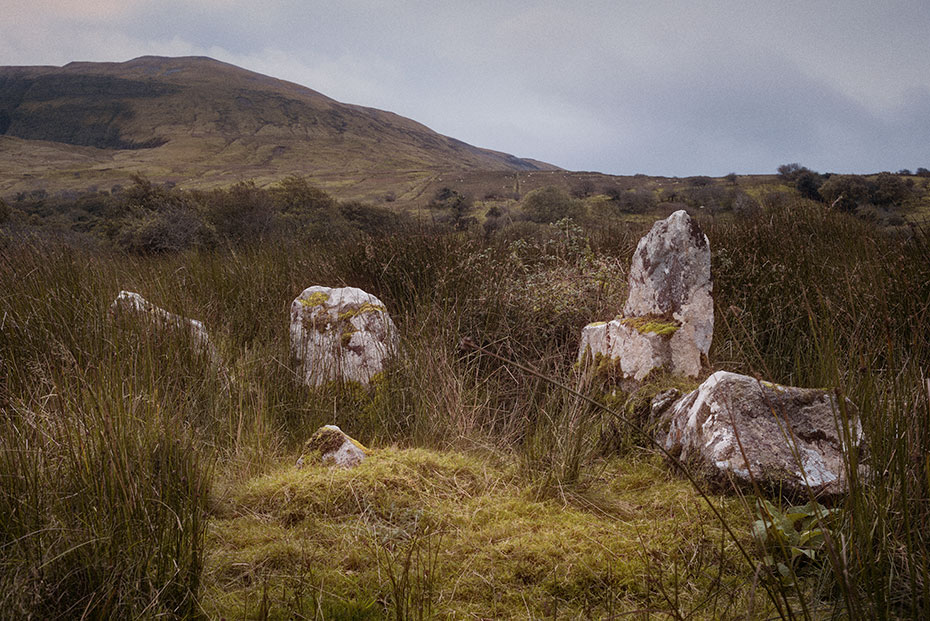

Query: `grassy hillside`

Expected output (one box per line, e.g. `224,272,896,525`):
0,56,556,200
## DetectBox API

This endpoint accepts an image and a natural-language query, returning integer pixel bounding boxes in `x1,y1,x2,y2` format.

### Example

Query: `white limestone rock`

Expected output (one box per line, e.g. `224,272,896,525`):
290,286,398,387
109,290,217,360
298,424,369,468
654,371,863,497
579,210,712,382
623,210,713,356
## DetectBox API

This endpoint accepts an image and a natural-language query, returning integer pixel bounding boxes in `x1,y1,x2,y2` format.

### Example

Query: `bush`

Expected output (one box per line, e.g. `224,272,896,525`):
870,171,911,206
270,175,336,214
521,186,580,223
109,175,214,254
201,181,276,243
607,188,655,214
777,162,809,182
795,170,823,201
818,174,872,212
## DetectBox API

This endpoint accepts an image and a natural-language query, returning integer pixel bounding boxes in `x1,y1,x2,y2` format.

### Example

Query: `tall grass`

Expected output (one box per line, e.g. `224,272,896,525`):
710,201,930,617
2,200,929,617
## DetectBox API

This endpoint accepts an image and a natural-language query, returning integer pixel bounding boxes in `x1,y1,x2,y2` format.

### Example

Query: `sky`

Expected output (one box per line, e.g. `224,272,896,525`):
2,0,929,176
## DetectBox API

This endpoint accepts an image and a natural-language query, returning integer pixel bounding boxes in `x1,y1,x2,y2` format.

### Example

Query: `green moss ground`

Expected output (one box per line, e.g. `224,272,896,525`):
204,447,764,619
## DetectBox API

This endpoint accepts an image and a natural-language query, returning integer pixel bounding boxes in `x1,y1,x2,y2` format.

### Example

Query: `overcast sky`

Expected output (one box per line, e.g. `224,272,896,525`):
3,1,929,176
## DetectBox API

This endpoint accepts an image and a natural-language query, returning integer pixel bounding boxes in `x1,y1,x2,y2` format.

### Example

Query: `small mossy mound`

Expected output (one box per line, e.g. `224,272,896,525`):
304,424,369,455
621,314,681,337
204,448,762,619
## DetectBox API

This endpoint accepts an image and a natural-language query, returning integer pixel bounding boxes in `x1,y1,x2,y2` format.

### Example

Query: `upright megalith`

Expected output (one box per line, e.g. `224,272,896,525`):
109,290,217,360
652,371,864,497
290,286,398,387
579,210,712,382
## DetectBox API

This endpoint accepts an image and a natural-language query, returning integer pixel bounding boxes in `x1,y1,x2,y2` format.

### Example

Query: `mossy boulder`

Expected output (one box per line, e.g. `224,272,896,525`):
298,424,370,468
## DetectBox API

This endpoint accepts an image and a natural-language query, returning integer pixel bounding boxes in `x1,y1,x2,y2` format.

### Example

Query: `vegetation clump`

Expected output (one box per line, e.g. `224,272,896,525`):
621,314,681,336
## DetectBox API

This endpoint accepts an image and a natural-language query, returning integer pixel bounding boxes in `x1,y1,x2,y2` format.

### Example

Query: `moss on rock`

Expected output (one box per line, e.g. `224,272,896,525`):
621,314,681,337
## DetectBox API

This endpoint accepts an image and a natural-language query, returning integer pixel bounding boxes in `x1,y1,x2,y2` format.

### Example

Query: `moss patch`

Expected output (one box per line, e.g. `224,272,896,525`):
301,425,371,463
204,448,765,620
621,314,681,337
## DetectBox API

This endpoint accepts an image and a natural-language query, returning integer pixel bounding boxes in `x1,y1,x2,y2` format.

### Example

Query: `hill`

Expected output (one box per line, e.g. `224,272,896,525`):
0,56,557,200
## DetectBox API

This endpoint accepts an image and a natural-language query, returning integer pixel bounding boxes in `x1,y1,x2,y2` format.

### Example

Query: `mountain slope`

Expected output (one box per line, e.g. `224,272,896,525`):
0,56,557,199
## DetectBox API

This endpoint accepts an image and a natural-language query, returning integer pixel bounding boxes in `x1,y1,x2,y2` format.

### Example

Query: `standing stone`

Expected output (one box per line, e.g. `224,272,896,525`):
290,286,398,387
654,371,863,497
110,290,217,360
578,210,712,382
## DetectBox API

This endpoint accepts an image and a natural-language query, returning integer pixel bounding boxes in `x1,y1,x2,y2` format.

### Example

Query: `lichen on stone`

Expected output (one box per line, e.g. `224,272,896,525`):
298,291,330,307
340,323,358,346
337,302,386,322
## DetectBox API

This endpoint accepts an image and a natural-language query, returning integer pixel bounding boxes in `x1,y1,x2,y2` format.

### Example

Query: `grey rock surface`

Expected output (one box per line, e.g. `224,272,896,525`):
290,286,398,387
579,210,712,381
658,371,863,496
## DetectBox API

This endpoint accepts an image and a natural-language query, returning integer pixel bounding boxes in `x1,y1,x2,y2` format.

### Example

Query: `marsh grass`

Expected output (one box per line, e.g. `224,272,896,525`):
2,199,930,617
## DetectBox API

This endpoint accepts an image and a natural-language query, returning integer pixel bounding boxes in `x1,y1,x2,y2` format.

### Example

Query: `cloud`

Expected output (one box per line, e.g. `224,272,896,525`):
1,0,928,174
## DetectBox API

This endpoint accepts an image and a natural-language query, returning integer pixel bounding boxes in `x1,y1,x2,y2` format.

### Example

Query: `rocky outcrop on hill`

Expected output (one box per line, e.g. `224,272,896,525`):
579,210,712,382
652,371,863,497
290,286,398,387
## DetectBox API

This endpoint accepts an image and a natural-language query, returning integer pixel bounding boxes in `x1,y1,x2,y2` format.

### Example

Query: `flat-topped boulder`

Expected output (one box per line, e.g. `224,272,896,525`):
290,285,398,387
579,210,712,382
653,371,864,497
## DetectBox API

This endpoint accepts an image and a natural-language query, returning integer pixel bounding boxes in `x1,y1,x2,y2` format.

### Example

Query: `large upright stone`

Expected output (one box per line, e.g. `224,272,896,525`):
290,286,398,387
653,371,864,497
578,210,712,382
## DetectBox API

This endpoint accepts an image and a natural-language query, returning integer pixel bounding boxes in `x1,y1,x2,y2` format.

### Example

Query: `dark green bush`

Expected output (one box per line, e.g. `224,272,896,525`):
521,186,581,223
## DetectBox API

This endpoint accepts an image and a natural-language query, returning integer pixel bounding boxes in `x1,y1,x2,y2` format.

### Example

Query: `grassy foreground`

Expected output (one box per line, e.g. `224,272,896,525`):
2,196,930,618
205,448,753,619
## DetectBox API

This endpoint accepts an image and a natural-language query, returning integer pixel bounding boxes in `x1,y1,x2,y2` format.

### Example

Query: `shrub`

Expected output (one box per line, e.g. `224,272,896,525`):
607,188,655,214
521,186,580,223
201,180,276,243
777,162,809,182
270,175,336,214
870,171,911,206
794,170,823,201
818,174,872,211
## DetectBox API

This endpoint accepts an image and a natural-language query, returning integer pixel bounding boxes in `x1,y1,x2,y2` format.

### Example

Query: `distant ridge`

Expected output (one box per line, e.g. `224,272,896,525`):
0,56,559,200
